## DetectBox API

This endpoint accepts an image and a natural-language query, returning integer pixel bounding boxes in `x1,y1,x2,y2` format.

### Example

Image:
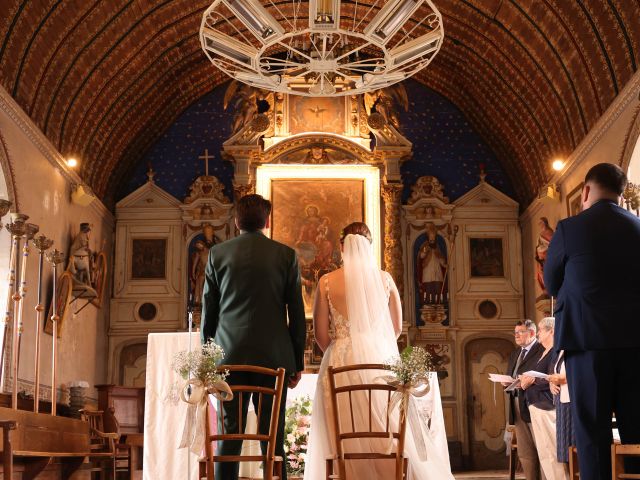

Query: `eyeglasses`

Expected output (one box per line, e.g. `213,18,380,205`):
514,330,529,336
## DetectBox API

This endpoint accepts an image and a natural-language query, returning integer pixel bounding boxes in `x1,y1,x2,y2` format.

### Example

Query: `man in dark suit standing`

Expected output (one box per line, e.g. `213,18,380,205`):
504,319,545,480
544,163,640,480
201,194,306,480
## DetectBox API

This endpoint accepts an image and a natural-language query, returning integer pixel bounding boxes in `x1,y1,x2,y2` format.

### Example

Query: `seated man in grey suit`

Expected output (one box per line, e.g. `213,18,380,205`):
201,194,306,480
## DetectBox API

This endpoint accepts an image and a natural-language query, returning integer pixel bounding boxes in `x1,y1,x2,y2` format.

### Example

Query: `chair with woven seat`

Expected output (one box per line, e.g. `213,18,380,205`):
200,365,286,480
325,363,409,480
80,408,132,480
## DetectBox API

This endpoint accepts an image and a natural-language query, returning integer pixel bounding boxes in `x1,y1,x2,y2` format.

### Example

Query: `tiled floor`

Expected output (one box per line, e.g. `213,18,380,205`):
454,471,524,479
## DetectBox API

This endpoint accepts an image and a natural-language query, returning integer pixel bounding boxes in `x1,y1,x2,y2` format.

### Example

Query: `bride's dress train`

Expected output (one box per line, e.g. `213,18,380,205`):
303,251,454,479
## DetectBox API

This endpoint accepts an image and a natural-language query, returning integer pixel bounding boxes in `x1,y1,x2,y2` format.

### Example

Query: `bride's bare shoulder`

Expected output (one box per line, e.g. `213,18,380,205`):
320,268,343,282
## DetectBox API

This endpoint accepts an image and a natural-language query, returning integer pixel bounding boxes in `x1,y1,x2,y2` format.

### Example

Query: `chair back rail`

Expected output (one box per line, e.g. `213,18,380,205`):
612,444,640,480
202,364,286,480
327,363,409,480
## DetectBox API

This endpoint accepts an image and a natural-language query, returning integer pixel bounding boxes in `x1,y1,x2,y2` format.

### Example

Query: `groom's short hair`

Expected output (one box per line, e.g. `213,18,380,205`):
236,194,271,231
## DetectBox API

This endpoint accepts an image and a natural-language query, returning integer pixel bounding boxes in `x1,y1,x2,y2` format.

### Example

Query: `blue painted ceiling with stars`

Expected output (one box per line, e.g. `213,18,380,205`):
119,79,515,205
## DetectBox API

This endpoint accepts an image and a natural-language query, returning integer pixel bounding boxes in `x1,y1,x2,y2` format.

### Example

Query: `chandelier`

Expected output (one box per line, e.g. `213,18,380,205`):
200,0,444,96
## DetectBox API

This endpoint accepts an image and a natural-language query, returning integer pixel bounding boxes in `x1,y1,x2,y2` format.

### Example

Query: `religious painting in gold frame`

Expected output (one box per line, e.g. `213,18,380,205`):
288,96,346,135
256,164,382,319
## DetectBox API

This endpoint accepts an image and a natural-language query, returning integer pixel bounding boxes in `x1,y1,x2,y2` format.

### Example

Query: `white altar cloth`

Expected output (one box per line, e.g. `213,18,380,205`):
143,332,201,480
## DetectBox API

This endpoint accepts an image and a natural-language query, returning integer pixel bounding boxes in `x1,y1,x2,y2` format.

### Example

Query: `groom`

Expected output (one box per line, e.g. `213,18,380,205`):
201,193,306,480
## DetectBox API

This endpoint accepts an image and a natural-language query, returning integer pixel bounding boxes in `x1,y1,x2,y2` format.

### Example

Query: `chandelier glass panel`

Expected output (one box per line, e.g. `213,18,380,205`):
200,0,444,96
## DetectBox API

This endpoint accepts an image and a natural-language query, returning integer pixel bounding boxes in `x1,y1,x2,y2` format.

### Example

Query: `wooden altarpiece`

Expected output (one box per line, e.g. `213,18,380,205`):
221,87,412,368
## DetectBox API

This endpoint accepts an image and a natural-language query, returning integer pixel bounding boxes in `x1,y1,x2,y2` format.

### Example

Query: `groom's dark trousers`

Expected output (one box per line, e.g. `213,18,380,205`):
201,231,306,480
545,199,640,480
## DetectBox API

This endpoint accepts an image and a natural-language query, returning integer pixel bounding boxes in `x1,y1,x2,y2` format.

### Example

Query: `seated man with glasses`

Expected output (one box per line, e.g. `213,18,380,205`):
504,320,545,480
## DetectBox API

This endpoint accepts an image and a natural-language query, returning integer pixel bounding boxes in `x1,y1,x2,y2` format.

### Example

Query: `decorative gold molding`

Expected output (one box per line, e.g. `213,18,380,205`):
382,183,404,299
232,182,255,202
184,175,230,204
259,134,377,165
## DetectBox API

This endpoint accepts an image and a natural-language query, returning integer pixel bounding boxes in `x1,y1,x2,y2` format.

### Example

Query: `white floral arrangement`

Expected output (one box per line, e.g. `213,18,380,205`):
171,339,229,387
283,395,312,476
385,346,434,384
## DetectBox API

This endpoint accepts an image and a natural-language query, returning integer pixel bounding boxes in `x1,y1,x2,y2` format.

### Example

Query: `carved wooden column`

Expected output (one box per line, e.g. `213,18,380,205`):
381,183,404,299
232,182,255,202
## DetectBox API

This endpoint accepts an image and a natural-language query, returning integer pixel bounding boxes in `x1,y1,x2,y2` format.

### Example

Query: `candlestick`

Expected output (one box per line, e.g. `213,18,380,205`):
6,214,28,409
0,235,15,394
32,234,53,413
46,249,64,415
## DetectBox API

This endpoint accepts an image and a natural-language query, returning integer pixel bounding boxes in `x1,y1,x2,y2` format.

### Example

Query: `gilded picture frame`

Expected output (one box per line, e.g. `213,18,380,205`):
256,164,381,316
566,182,584,217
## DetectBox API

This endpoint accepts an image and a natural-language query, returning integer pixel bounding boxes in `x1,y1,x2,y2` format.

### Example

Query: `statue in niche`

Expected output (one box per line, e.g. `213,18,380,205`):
417,223,447,304
535,217,555,296
189,224,218,307
190,240,208,306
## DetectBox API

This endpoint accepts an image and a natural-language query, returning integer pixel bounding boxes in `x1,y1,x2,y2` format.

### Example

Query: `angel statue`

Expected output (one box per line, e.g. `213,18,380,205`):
223,80,268,135
363,83,409,130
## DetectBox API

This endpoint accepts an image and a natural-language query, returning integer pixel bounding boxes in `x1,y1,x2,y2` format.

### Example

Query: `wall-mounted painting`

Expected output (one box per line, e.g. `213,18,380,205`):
44,271,73,337
131,239,167,279
566,182,583,217
469,238,504,277
256,164,381,320
271,178,364,313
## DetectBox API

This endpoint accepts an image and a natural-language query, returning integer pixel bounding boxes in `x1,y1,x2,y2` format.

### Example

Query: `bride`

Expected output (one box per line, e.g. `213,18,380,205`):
303,222,454,479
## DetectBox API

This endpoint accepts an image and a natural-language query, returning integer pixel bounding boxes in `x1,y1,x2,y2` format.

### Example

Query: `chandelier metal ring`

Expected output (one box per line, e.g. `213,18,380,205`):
200,0,444,96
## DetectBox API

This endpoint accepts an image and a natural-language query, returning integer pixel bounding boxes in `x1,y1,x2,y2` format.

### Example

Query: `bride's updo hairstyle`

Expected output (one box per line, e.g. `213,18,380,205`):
340,222,372,244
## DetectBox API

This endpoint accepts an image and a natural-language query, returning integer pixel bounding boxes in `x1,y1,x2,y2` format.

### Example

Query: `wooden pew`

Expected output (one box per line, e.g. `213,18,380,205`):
0,406,90,479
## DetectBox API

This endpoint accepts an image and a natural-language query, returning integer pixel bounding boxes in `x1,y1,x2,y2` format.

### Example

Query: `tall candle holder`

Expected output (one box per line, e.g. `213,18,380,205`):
45,249,64,416
6,213,28,409
32,234,53,413
0,199,14,393
14,223,39,397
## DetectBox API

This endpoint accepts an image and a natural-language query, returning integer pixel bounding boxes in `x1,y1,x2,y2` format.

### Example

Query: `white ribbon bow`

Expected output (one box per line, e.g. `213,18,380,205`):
178,378,234,455
375,374,432,461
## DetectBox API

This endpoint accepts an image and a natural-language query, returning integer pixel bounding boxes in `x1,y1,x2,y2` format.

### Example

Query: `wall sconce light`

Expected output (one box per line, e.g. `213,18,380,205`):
539,183,561,202
552,159,565,171
71,184,96,207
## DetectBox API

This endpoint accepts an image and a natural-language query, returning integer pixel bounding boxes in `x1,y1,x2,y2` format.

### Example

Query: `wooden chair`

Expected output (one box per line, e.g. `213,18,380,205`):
80,408,132,480
325,363,409,480
507,426,518,480
200,365,286,480
612,444,640,479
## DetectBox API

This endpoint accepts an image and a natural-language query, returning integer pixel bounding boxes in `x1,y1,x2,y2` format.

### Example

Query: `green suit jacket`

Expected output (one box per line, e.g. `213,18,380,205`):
200,231,306,374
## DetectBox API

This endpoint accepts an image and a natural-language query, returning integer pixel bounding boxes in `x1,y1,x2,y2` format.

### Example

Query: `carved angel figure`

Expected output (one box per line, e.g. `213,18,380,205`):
363,83,409,130
224,80,267,135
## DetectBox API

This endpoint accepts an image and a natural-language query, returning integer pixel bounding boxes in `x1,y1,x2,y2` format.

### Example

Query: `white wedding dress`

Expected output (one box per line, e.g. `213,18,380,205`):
303,235,454,480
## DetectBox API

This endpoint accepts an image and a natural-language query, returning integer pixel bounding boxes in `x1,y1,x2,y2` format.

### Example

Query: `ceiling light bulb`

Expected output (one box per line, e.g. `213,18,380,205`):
552,159,564,171
66,158,78,168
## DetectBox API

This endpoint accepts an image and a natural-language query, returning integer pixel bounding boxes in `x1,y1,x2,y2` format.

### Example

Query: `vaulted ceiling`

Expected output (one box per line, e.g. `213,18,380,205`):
1,1,639,206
